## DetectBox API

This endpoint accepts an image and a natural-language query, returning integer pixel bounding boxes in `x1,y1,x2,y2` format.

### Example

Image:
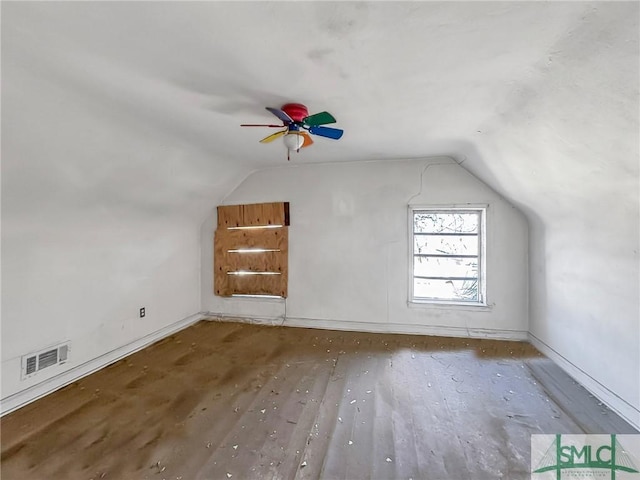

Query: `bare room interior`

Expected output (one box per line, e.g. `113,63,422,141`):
1,2,638,479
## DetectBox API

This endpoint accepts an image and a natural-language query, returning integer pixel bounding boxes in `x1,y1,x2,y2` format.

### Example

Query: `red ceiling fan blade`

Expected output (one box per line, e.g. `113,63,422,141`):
241,123,286,128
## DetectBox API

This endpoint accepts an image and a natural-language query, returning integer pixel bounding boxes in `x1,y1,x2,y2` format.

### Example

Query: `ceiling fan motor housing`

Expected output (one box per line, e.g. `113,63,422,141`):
281,103,309,123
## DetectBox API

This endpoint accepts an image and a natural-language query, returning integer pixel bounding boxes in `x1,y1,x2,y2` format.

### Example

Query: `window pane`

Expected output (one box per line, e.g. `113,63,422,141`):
414,234,478,256
413,256,478,278
414,278,479,302
414,212,479,234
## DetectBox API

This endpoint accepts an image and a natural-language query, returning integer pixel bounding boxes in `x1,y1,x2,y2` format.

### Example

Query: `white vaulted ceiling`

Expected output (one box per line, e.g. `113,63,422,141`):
2,2,638,424
3,2,637,221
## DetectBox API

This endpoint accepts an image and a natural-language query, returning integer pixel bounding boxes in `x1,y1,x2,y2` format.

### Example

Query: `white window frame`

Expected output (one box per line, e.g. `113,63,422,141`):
408,205,487,307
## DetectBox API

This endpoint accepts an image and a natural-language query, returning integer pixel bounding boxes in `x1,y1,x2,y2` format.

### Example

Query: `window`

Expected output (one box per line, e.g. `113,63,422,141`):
410,207,486,305
214,202,289,298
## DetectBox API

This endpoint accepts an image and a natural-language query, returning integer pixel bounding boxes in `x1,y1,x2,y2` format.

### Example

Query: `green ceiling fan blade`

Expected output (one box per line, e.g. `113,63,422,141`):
303,111,336,126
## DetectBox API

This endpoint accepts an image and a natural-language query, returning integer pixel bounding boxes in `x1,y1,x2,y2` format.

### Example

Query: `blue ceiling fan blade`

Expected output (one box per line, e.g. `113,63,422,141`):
308,125,344,140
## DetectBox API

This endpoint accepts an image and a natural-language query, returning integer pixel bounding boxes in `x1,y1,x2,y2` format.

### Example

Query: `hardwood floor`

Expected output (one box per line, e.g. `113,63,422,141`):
1,320,636,480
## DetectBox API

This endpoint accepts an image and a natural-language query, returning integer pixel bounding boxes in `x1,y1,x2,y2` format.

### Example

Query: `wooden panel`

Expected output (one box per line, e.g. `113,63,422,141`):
217,202,289,228
214,227,288,297
226,273,287,297
213,232,225,296
224,251,286,273
214,231,230,296
240,202,289,227
217,204,244,228
216,227,288,251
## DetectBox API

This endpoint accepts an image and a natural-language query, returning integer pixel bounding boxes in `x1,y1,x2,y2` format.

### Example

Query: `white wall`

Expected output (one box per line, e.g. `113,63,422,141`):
0,20,247,412
527,201,640,428
1,126,206,409
1,216,200,405
202,157,528,339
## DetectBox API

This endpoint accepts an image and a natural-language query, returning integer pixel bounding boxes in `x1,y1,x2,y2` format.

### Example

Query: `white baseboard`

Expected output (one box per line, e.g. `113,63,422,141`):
206,313,285,326
0,313,204,417
528,332,640,431
203,312,528,341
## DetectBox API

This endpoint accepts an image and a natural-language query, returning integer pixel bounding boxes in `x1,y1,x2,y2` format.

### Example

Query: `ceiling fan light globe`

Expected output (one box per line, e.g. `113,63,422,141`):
283,133,305,151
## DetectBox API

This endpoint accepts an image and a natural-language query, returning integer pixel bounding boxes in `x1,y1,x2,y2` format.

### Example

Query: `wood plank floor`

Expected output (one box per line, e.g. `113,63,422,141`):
1,320,636,480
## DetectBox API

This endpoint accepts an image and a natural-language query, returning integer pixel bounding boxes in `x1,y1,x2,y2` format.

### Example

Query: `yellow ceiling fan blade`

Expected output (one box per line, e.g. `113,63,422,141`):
260,129,287,143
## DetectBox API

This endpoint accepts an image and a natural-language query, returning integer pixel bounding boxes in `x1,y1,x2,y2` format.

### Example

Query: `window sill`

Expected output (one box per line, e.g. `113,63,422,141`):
408,299,492,311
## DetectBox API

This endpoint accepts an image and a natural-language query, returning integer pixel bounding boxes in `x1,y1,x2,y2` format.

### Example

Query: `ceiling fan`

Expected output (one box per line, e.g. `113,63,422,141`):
241,103,344,160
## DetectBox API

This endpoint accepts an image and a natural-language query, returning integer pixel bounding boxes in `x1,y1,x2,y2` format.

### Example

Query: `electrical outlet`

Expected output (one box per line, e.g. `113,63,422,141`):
139,307,146,318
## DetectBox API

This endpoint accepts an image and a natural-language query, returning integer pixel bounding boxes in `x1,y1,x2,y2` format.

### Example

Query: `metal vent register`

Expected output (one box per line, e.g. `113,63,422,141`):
22,343,69,379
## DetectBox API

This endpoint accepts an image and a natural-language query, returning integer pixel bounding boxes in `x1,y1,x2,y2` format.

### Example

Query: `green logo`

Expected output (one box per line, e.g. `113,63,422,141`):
532,434,639,479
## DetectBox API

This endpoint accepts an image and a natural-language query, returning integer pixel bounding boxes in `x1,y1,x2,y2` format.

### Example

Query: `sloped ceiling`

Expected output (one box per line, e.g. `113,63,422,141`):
2,2,638,419
3,1,637,223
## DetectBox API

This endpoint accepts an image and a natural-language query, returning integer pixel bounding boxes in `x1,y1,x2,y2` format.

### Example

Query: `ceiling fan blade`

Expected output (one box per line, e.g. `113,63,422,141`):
241,123,285,128
303,111,336,126
260,129,287,143
300,132,314,148
308,125,344,140
265,107,293,125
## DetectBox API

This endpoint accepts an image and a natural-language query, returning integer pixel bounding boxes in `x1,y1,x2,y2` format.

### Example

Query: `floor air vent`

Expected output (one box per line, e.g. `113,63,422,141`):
22,343,69,379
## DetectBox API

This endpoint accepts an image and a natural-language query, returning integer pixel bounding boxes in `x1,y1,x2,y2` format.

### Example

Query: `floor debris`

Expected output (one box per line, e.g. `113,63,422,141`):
4,321,630,480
